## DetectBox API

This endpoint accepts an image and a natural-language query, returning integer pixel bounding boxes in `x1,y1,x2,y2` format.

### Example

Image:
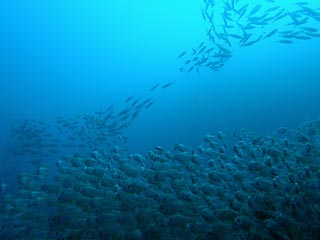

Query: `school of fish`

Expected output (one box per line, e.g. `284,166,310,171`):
1,116,320,239
7,81,174,160
178,0,320,72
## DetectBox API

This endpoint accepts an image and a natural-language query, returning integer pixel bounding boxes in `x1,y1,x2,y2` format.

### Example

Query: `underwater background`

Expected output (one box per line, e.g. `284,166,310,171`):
1,0,320,239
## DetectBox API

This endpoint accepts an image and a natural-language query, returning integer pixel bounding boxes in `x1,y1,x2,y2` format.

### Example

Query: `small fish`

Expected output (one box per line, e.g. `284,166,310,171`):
205,47,214,54
145,100,156,109
305,32,320,37
154,146,163,151
1,181,9,193
277,39,293,44
131,110,141,120
162,82,175,89
223,24,234,29
241,40,257,46
198,46,206,54
131,98,140,108
295,1,308,6
201,9,206,20
177,51,186,59
217,44,231,53
273,11,287,22
264,29,278,38
125,95,134,103
118,107,131,116
249,4,262,16
279,30,293,34
229,34,242,39
120,114,130,122
293,35,311,40
106,104,114,112
302,27,317,32
238,4,248,17
198,42,205,49
135,103,145,110
276,127,287,135
244,25,255,30
150,83,160,91
265,6,280,12
187,66,194,72
142,98,153,105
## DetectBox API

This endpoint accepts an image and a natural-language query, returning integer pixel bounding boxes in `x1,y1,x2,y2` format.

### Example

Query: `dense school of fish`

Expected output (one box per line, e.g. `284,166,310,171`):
0,116,319,239
7,81,175,159
178,0,320,72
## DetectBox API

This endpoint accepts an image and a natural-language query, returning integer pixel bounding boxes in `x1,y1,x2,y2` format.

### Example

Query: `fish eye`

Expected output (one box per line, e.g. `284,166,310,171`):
193,209,199,214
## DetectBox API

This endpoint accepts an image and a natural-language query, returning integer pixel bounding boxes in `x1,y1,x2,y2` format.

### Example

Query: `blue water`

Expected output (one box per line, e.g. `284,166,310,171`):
1,0,320,195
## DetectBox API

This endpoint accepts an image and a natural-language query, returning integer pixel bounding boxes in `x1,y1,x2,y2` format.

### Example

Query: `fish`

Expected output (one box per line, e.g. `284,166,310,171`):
198,46,207,54
187,66,194,72
229,34,242,39
237,4,248,19
301,27,318,32
118,107,131,116
201,9,206,21
120,114,130,122
125,95,134,103
198,42,205,49
131,98,140,107
295,1,308,6
106,104,114,112
305,32,320,37
177,51,186,58
142,98,153,105
293,35,311,40
3,116,320,239
273,11,287,22
162,82,175,89
1,181,8,193
150,83,160,91
249,4,262,16
131,110,141,120
217,44,231,53
277,39,293,44
145,100,156,109
264,29,278,38
241,39,258,46
204,47,214,54
265,6,281,12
